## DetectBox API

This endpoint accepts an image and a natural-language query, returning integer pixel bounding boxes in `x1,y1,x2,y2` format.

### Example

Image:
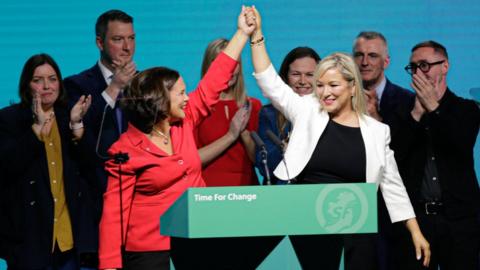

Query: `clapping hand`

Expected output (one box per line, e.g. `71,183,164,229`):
228,102,251,139
31,93,55,137
70,94,92,124
364,89,382,121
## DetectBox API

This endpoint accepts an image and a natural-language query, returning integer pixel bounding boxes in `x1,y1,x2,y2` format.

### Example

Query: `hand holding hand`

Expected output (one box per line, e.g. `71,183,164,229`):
70,95,92,124
238,6,257,36
411,71,440,112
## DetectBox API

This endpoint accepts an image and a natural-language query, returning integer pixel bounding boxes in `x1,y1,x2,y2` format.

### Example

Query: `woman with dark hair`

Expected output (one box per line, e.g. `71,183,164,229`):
0,53,94,270
255,47,320,184
98,7,256,270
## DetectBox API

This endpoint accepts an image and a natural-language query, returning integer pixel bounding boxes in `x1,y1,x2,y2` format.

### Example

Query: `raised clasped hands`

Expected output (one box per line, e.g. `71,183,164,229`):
238,6,257,36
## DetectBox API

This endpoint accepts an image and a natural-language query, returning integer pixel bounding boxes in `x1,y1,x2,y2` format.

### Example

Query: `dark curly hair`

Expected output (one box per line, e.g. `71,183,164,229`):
121,67,179,133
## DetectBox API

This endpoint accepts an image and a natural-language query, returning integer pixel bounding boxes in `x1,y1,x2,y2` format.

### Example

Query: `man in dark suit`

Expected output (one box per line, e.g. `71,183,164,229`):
393,40,480,270
352,31,415,270
64,9,136,193
63,10,136,267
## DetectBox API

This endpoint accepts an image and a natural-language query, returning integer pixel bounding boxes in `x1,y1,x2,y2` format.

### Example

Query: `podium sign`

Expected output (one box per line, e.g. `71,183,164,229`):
161,183,377,238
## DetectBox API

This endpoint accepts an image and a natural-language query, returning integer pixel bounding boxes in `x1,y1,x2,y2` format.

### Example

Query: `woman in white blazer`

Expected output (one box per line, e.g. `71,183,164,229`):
248,7,430,270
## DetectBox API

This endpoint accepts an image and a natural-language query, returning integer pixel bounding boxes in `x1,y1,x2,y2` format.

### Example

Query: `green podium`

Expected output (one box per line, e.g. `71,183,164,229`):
161,183,377,238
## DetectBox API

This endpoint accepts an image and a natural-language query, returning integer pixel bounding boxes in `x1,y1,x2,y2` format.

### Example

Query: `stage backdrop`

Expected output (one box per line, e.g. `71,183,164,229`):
1,0,479,269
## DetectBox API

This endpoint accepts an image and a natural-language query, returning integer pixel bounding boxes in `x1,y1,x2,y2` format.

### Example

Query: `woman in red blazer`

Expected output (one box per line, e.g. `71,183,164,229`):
98,6,258,270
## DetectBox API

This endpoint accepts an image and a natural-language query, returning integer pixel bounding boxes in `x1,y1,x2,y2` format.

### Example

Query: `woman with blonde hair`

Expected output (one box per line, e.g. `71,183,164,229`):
195,37,262,187
249,7,430,270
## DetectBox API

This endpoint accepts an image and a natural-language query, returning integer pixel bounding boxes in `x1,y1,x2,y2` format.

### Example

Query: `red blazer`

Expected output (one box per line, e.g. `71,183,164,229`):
98,53,238,269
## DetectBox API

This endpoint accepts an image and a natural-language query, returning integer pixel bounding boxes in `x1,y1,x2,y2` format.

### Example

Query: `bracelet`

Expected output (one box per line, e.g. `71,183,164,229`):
69,120,84,130
250,36,265,46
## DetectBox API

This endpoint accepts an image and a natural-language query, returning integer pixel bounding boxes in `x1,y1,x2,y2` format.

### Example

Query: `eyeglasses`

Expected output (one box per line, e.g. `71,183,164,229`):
404,60,445,75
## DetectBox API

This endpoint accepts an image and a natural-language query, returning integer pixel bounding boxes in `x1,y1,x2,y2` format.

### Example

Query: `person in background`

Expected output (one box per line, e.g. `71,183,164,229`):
250,7,430,269
195,37,262,187
255,46,320,184
352,31,415,270
173,36,264,270
98,6,255,270
0,53,94,270
63,10,137,266
392,40,480,270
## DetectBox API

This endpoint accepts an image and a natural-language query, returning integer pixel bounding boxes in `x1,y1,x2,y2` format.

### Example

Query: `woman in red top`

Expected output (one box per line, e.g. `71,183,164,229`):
195,38,262,187
98,7,257,270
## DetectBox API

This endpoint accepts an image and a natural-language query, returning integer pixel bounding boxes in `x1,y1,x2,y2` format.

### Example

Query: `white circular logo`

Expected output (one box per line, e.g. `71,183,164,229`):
315,185,369,233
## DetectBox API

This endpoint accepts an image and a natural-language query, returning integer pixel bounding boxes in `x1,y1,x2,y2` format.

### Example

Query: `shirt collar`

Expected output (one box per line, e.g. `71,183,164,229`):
97,60,113,84
374,76,387,105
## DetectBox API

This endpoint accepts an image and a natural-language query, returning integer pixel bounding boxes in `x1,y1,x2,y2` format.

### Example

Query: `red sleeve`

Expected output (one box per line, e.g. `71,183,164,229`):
184,52,238,127
247,97,262,131
98,145,137,269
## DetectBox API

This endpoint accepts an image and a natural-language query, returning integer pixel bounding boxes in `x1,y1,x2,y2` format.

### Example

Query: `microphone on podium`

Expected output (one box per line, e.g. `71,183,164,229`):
266,130,292,184
266,130,285,153
250,131,272,185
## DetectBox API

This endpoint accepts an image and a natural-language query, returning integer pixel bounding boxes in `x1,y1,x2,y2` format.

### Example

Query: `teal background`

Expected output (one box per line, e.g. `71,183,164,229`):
1,0,479,269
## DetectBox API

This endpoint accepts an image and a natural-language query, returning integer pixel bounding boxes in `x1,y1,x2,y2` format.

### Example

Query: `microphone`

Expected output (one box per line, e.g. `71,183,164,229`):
266,130,285,152
266,130,293,184
250,131,265,149
251,131,271,185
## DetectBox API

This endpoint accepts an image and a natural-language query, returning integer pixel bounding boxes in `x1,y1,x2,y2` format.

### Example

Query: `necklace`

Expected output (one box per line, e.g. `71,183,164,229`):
151,127,170,145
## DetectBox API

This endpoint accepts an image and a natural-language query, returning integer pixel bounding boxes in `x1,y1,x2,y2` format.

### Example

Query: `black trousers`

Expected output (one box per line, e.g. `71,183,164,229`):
392,212,480,270
289,234,378,270
122,250,170,270
170,236,283,269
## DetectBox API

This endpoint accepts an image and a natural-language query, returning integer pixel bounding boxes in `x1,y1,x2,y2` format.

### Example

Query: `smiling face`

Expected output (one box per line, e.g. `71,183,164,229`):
315,68,355,117
30,64,60,110
287,56,318,96
168,76,189,121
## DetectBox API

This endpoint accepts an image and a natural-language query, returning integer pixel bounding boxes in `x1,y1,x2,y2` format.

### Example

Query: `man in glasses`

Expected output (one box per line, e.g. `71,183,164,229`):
393,40,480,269
353,31,415,270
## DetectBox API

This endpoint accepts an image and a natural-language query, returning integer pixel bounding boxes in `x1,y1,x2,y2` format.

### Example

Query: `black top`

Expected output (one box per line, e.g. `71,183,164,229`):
299,120,366,184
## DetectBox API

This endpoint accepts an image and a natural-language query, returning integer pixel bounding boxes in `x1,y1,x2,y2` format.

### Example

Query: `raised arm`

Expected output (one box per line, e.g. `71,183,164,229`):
185,6,257,126
249,7,271,73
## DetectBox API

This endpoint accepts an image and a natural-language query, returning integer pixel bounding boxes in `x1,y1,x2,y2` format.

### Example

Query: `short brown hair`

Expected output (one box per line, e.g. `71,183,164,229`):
411,40,448,59
122,67,179,133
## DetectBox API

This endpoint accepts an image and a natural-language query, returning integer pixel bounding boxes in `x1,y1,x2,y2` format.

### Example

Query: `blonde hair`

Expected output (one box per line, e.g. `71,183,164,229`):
201,38,247,106
313,52,367,115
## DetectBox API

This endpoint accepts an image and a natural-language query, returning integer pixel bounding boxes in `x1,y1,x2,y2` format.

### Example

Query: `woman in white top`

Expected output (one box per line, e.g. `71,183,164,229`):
248,7,430,270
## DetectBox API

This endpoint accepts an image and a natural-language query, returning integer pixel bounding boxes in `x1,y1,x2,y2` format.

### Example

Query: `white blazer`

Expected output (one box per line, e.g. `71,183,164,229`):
254,65,415,223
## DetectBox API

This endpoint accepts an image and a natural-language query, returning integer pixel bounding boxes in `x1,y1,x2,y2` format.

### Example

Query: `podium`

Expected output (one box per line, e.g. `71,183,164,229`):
161,183,377,238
